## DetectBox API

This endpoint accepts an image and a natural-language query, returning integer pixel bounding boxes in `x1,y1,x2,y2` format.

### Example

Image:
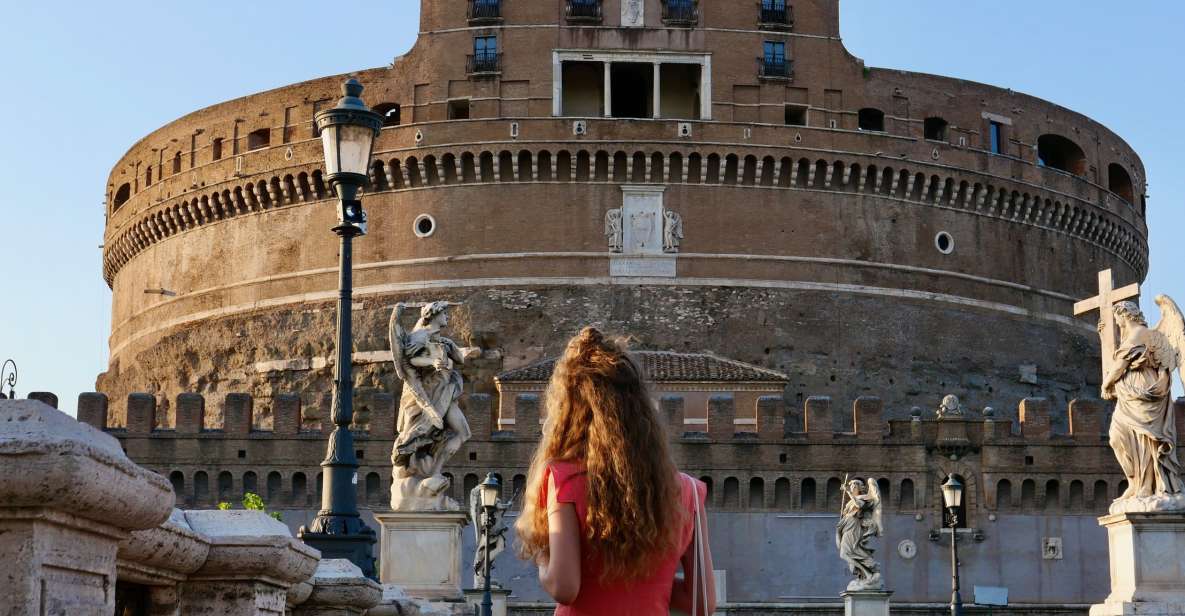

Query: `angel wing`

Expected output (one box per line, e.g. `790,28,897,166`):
1154,295,1184,382
388,304,443,428
866,478,884,537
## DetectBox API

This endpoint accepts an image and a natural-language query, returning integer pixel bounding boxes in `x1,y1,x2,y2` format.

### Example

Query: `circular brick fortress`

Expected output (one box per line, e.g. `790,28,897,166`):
98,1,1147,425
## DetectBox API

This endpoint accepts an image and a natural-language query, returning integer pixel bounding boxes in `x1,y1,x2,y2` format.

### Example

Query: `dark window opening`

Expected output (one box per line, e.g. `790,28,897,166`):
172,151,182,174
247,128,270,151
659,63,701,119
610,63,654,118
448,99,471,120
858,108,885,132
924,117,949,141
663,0,699,26
989,121,1004,154
1037,134,1086,175
374,103,402,127
1025,455,1034,465
145,165,152,187
562,61,605,117
212,138,224,161
1108,163,1134,203
113,183,131,210
800,477,816,510
785,104,807,126
565,0,603,21
760,0,793,27
468,0,501,22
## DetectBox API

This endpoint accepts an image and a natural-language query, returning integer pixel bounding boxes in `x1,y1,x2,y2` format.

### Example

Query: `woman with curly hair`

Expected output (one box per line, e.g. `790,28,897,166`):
516,327,716,615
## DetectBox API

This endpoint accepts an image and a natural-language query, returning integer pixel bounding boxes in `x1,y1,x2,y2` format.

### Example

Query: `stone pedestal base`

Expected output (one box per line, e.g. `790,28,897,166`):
1090,513,1185,616
375,512,468,600
463,587,510,616
843,590,892,616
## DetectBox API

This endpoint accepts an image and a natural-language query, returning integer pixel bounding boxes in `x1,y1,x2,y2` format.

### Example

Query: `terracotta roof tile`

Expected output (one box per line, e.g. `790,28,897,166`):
496,351,789,384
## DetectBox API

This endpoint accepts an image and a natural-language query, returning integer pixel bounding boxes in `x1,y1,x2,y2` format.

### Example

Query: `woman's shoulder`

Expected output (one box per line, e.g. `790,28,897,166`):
677,472,708,505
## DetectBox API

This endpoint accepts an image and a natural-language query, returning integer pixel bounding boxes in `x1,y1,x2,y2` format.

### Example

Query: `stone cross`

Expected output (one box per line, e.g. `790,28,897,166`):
1073,269,1140,373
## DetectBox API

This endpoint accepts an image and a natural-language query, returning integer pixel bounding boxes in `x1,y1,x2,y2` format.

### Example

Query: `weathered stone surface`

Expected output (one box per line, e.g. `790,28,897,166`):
376,512,468,601
117,508,210,585
292,559,382,616
1089,513,1185,616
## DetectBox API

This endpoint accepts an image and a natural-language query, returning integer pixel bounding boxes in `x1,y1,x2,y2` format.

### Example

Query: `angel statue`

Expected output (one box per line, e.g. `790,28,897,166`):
836,477,884,591
389,301,479,511
1100,297,1185,513
662,209,684,254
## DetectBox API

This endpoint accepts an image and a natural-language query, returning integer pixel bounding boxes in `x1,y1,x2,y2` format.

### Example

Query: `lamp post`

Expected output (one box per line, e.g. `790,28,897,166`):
298,79,383,579
479,473,502,616
942,474,965,616
1,360,16,400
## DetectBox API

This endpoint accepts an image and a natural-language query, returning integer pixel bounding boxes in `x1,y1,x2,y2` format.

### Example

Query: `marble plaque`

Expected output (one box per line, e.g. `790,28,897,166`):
621,0,644,27
611,256,677,278
375,512,468,600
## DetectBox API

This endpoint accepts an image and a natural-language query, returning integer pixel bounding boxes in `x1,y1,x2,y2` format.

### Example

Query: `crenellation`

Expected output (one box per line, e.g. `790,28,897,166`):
223,393,253,435
852,396,885,440
127,392,157,434
27,392,58,409
364,392,397,437
1068,398,1105,440
1020,397,1053,440
805,395,833,439
514,393,541,439
273,393,301,436
756,395,785,440
464,393,494,440
77,392,108,429
708,394,734,437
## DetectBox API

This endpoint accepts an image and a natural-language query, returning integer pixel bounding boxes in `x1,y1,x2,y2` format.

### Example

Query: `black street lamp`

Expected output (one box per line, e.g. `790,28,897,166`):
479,473,502,616
942,475,965,616
298,79,384,579
1,359,16,400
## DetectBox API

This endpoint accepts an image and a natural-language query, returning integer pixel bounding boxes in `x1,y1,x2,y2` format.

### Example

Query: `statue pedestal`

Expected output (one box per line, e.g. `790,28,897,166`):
463,588,510,616
375,512,468,600
843,590,891,616
1090,513,1185,616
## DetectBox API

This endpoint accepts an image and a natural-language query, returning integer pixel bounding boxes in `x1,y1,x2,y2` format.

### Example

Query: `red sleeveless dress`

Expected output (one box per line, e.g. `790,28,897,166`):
542,461,707,616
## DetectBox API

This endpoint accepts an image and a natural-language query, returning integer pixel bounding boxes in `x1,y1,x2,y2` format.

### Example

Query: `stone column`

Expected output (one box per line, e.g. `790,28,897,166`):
291,559,381,616
0,400,174,616
178,510,320,615
603,62,613,118
1090,513,1185,616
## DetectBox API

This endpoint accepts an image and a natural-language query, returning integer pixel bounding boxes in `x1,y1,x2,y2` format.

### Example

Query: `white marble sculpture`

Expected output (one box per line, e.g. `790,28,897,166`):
836,477,884,591
469,484,513,589
389,302,478,512
1099,297,1185,514
605,209,623,253
662,209,684,253
935,394,964,419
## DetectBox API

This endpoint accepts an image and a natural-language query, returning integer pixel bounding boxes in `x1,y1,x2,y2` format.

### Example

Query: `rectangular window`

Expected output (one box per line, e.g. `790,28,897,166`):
764,41,786,64
475,36,497,59
448,99,471,120
989,121,1003,155
785,104,807,126
762,0,786,9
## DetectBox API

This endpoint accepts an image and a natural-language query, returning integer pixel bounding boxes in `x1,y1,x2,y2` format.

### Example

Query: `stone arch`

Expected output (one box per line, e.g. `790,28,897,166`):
996,479,1013,511
650,152,665,183
723,477,740,508
748,477,765,509
612,151,629,183
461,152,477,183
705,154,722,183
479,152,496,182
498,151,514,182
242,471,258,496
631,152,647,183
1108,163,1134,203
441,153,459,184
292,472,308,506
1038,134,1086,175
594,151,610,181
826,477,843,509
687,153,704,184
555,150,573,181
217,471,233,502
900,478,915,509
1069,480,1085,510
800,477,817,510
422,155,440,186
1044,479,1061,511
1021,478,1037,510
194,471,210,505
366,472,381,505
169,471,186,506
858,107,885,131
741,155,758,186
267,471,282,502
669,151,684,183
537,150,553,181
774,477,791,509
518,150,533,181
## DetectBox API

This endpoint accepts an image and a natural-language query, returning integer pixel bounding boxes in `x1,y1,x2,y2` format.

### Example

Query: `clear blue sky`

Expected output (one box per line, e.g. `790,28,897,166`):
0,1,1179,413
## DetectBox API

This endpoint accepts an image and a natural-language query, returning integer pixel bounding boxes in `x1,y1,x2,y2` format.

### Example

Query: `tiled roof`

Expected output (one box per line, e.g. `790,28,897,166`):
496,351,789,384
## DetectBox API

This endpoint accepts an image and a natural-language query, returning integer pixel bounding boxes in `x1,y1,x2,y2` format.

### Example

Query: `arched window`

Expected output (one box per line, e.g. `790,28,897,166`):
373,103,401,127
1021,479,1037,510
858,108,885,132
774,478,791,509
1108,163,1134,204
826,477,842,509
1093,480,1109,510
217,471,233,502
267,471,282,501
700,476,714,507
1044,480,1061,511
291,472,307,506
243,471,258,496
1037,134,1086,175
899,478,915,509
513,474,527,509
366,472,381,504
194,471,210,504
212,138,224,161
997,479,1013,510
113,183,131,210
876,478,891,505
463,473,480,507
723,477,740,508
800,478,817,510
1069,480,1085,510
145,165,153,187
749,477,765,509
924,117,949,141
247,128,270,151
169,471,185,505
172,151,183,175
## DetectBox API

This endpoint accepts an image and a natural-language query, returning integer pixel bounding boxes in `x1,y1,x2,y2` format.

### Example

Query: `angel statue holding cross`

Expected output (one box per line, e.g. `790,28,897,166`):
836,477,884,591
1099,297,1185,513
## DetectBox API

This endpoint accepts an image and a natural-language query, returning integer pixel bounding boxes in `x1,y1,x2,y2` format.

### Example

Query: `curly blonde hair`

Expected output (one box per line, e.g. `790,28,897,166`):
515,327,684,582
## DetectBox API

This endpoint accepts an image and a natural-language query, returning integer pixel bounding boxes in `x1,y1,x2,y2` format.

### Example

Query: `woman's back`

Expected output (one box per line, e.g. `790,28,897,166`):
544,461,706,616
